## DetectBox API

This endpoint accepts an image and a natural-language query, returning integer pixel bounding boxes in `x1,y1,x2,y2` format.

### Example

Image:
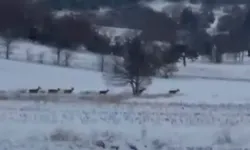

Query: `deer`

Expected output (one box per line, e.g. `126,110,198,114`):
99,89,109,95
48,88,60,93
169,89,180,94
138,88,146,95
63,87,74,94
29,86,41,93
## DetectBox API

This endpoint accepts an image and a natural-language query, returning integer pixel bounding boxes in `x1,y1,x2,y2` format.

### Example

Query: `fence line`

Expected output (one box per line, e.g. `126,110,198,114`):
0,139,248,150
175,74,250,82
0,53,106,72
2,50,250,82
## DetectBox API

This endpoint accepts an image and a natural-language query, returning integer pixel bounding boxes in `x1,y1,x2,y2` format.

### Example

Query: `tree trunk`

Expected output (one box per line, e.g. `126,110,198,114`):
100,54,104,72
5,41,11,60
57,48,61,65
134,76,140,96
233,53,237,63
130,76,140,96
130,82,136,95
211,47,216,63
215,50,222,63
65,55,69,66
182,53,186,67
240,52,244,62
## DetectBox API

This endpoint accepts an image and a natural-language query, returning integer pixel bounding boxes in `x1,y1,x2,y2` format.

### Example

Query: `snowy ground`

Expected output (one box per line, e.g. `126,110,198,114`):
0,39,107,71
0,1,249,149
0,58,250,149
0,7,248,147
1,100,250,150
2,39,250,83
0,33,249,149
176,61,250,81
1,59,250,104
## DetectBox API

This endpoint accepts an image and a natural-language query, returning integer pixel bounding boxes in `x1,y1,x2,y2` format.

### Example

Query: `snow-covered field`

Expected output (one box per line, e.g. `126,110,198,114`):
176,61,250,81
0,56,250,149
2,58,250,104
0,1,250,148
2,100,250,150
2,39,250,83
0,39,108,71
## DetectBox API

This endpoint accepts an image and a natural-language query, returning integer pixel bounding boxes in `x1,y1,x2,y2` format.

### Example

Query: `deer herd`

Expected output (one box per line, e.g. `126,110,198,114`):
17,86,110,95
13,86,180,97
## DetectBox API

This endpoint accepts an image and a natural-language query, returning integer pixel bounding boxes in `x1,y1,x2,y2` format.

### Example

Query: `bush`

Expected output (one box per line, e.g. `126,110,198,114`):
38,52,45,64
62,50,74,67
26,49,34,62
50,129,82,142
214,129,232,145
157,64,178,78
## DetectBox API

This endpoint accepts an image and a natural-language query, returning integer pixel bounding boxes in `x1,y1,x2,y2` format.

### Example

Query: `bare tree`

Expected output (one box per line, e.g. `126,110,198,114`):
114,5,178,43
143,41,180,78
85,33,111,54
54,46,63,65
170,43,189,66
49,14,96,65
139,7,178,43
99,54,105,72
0,0,32,59
26,49,34,62
104,37,157,96
1,29,16,59
38,52,45,64
62,50,74,67
0,0,26,59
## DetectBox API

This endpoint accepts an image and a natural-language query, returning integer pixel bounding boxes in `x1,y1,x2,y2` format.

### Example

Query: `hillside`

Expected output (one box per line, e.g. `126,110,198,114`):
1,0,250,149
47,0,250,10
3,39,250,82
1,57,250,104
0,59,250,149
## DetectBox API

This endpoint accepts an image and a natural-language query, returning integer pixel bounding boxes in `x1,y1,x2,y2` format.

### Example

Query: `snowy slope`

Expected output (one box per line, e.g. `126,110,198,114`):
0,2,250,149
1,58,250,104
4,39,250,82
143,0,231,36
176,62,250,81
0,59,106,91
1,100,250,150
143,0,202,13
0,59,250,149
0,39,116,72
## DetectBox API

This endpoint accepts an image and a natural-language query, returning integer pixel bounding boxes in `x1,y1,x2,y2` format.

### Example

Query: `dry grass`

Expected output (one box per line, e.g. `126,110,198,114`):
0,90,184,107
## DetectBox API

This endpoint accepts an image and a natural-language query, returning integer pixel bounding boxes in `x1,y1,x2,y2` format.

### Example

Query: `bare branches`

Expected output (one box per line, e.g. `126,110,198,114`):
104,36,158,95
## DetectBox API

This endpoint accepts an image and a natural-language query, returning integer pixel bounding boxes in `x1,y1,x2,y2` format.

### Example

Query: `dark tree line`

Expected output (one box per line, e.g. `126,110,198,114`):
43,0,140,10
108,3,250,63
105,35,191,95
2,0,250,63
103,1,250,94
0,0,110,63
39,0,250,11
2,0,250,94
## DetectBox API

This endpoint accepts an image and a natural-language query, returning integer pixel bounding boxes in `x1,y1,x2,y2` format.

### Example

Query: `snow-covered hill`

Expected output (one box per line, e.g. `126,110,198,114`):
1,57,250,104
3,39,250,82
1,1,250,149
0,55,250,149
143,0,231,36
